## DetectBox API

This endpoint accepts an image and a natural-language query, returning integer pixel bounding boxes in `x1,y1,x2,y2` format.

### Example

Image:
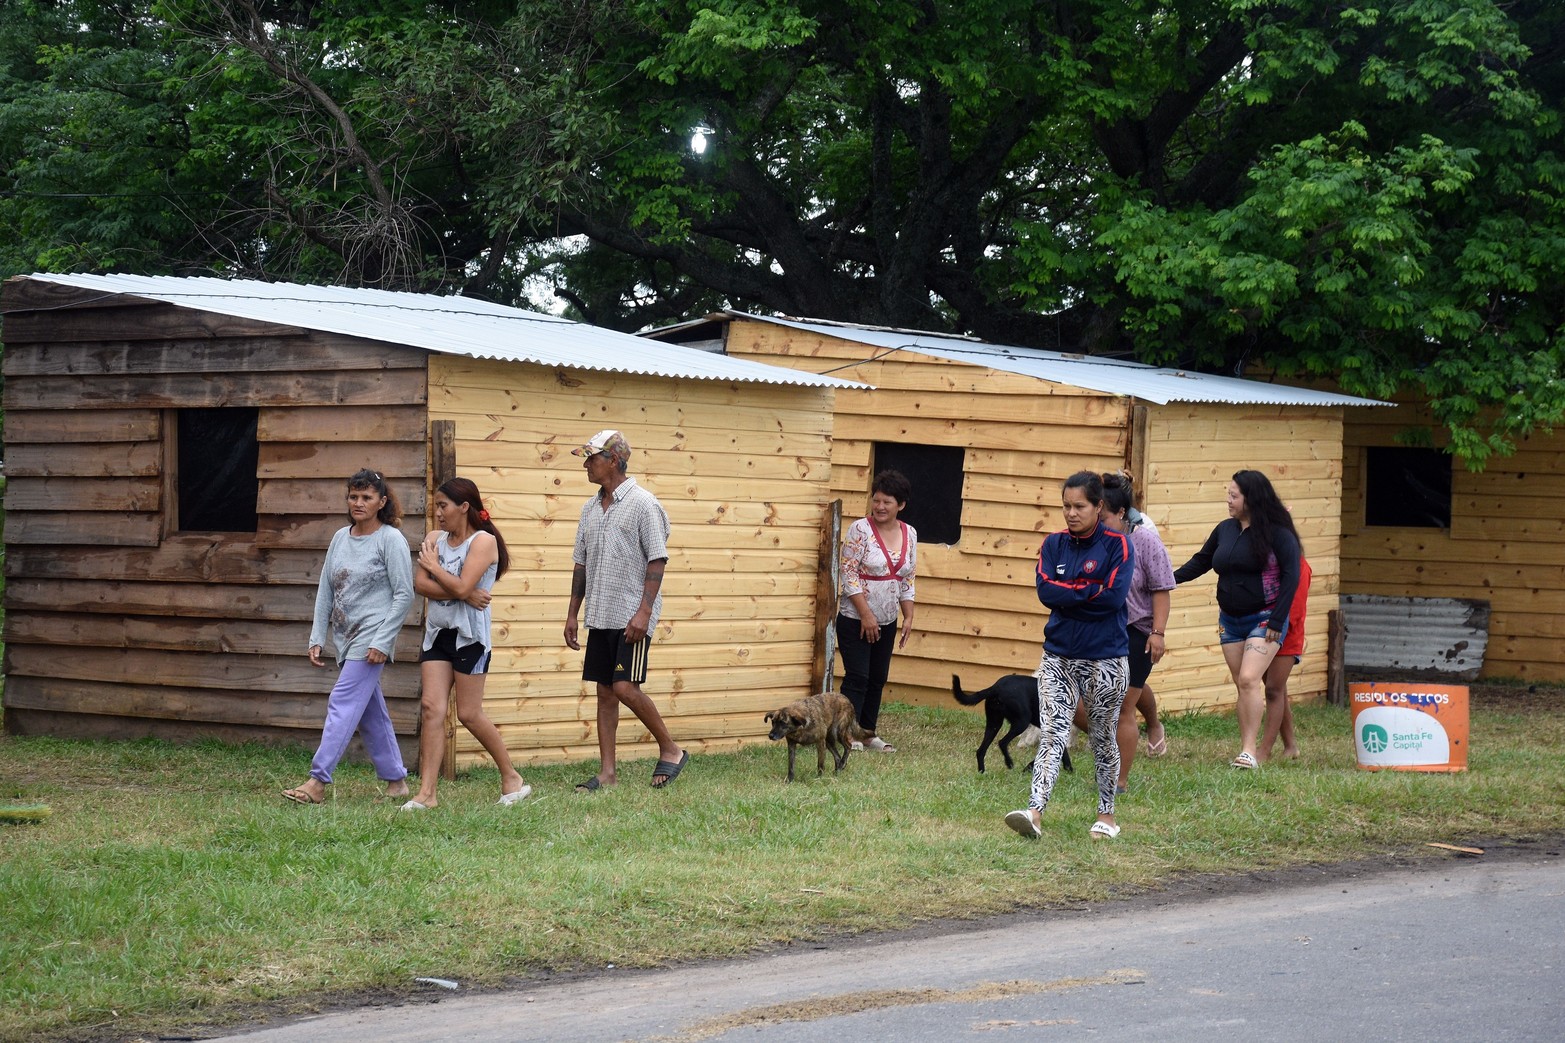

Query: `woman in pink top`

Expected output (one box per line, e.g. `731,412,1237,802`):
1099,473,1176,792
836,469,917,752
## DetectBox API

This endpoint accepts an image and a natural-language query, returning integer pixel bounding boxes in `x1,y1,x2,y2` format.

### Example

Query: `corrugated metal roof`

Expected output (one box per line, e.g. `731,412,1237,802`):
11,273,865,389
710,313,1389,407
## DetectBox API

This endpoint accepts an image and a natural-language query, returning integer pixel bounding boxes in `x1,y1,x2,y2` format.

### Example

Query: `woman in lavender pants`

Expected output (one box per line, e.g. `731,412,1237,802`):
283,469,414,804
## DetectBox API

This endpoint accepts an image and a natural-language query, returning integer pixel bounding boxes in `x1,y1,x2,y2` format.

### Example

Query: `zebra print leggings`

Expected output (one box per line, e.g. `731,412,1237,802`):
1028,652,1129,816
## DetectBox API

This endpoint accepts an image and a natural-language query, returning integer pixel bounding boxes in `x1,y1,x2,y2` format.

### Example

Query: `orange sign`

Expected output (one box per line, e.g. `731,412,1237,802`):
1349,683,1469,773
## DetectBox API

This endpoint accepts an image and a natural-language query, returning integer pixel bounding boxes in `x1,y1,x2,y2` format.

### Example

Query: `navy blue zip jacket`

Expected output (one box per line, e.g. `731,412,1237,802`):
1035,521,1134,660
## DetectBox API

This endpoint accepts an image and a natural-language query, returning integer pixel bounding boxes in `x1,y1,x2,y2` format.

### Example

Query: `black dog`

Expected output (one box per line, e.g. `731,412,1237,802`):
952,673,1072,775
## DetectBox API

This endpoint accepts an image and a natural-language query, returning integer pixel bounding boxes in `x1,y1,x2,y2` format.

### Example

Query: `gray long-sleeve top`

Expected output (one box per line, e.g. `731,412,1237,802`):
309,524,415,664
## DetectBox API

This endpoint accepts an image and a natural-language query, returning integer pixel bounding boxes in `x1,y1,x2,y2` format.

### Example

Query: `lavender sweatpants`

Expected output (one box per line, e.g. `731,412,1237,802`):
309,658,408,785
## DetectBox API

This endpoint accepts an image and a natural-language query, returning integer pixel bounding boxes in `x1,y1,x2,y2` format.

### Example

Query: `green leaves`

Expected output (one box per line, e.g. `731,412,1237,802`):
2,0,1561,461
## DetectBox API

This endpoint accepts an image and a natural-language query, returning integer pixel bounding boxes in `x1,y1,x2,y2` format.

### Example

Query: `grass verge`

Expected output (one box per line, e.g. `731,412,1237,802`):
2,690,1562,1041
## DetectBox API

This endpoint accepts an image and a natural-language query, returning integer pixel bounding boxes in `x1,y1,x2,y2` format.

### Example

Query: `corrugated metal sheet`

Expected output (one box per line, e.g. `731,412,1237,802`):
707,313,1388,407
1341,595,1490,680
13,273,865,389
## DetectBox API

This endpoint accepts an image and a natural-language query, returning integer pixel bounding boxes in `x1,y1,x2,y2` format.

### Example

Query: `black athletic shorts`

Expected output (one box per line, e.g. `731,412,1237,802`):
1127,625,1153,689
420,627,491,676
582,628,650,685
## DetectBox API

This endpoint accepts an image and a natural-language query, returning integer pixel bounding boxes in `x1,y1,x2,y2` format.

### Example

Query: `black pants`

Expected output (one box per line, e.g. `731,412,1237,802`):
836,613,897,731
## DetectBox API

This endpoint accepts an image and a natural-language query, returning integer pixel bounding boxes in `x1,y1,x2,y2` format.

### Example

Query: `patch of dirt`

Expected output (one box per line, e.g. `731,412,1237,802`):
642,972,1141,1042
1467,682,1565,714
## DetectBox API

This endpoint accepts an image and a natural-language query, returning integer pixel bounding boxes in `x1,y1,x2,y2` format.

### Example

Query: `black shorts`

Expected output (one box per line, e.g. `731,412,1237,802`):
1127,625,1154,689
582,628,650,685
420,628,491,676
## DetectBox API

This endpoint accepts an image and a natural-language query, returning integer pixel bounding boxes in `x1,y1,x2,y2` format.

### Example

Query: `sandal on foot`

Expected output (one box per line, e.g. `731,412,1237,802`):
399,799,431,811
1004,809,1042,839
574,777,604,794
497,784,532,806
1145,735,1168,757
651,750,689,789
1090,820,1121,840
282,787,324,805
1230,751,1258,770
866,737,896,753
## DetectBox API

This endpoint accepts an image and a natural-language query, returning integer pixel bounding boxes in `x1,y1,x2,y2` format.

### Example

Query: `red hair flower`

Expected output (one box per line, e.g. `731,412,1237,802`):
478,509,491,521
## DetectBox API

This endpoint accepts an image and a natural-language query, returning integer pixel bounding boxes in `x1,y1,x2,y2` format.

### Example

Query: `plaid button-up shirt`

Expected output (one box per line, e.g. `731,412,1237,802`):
572,476,671,630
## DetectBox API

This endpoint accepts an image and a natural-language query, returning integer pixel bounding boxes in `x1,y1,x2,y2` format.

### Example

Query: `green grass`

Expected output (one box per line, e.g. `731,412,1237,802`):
1,694,1563,1041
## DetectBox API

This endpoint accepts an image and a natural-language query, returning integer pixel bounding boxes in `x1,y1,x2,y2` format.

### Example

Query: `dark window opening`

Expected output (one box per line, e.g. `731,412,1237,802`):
871,442,964,544
1364,446,1451,528
179,408,259,532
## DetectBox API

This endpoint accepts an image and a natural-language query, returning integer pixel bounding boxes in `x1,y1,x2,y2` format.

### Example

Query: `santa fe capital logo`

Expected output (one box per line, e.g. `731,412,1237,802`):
1360,724,1389,754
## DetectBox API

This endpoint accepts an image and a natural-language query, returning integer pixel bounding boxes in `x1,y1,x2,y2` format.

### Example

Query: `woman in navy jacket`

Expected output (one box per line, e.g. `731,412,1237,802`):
1005,471,1133,842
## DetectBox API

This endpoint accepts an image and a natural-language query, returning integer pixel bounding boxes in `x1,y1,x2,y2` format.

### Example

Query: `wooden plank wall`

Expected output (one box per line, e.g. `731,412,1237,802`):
427,354,838,768
723,321,1130,709
1,281,428,755
1146,403,1346,713
1340,402,1565,681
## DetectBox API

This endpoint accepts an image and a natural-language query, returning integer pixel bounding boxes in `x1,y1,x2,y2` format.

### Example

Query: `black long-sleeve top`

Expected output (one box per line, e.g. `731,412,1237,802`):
1173,518,1301,632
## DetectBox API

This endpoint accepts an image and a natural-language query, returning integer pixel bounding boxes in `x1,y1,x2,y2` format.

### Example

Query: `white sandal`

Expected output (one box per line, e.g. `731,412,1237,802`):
497,784,533,806
1089,820,1121,840
1005,809,1042,839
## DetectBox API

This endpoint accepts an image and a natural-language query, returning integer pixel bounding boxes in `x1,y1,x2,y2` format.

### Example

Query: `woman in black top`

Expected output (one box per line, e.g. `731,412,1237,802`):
1173,470,1301,769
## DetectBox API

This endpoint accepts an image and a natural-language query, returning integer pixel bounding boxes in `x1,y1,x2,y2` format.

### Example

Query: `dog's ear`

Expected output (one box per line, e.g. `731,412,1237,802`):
764,711,774,723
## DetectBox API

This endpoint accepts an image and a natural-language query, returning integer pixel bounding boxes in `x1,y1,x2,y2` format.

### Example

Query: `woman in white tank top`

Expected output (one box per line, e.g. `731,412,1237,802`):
401,477,530,810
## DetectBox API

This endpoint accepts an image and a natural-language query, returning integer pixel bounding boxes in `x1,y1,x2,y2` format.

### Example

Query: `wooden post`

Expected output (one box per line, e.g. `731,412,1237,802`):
1129,404,1150,505
1326,608,1348,706
430,420,456,487
811,499,843,694
428,420,459,780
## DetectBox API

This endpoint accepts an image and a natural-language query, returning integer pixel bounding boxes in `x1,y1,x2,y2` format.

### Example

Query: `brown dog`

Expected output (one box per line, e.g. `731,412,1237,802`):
763,693,874,782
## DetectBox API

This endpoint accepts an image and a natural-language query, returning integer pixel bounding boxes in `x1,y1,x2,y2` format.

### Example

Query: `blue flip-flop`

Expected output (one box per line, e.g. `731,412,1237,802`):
651,750,688,789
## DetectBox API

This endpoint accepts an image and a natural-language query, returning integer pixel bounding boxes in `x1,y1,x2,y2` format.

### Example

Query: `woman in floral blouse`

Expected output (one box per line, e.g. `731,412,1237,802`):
836,469,917,752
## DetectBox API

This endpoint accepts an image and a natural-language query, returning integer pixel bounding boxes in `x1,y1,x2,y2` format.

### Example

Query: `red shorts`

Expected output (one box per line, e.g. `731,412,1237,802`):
1277,558,1312,658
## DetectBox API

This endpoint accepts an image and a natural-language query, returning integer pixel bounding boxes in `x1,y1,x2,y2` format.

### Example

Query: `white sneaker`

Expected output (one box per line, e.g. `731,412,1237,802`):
850,740,865,752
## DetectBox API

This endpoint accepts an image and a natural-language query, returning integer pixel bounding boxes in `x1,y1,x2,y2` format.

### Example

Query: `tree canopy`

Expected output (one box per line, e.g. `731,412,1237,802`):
2,0,1561,461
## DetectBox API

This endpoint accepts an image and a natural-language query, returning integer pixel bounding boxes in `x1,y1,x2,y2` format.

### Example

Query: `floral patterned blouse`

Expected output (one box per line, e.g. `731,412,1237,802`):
839,517,917,625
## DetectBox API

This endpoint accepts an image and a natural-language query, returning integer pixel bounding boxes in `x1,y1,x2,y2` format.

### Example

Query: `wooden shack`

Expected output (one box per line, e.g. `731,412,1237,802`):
648,314,1387,715
1339,400,1565,682
0,274,856,769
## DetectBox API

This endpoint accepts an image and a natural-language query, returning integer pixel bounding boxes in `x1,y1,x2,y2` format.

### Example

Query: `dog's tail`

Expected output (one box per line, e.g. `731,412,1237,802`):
951,673,984,706
840,718,877,745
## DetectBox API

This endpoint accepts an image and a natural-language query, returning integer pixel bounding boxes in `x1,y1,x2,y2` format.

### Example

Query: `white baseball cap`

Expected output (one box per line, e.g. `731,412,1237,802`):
571,429,630,460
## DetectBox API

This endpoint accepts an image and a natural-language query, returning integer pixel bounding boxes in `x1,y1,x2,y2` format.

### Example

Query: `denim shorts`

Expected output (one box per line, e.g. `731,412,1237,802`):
1217,609,1289,646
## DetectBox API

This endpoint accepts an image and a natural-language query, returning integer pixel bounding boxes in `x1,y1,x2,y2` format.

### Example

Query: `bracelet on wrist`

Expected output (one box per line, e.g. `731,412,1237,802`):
1150,629,1165,636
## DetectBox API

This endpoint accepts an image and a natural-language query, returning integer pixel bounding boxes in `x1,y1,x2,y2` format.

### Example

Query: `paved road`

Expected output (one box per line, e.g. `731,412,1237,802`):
219,848,1564,1043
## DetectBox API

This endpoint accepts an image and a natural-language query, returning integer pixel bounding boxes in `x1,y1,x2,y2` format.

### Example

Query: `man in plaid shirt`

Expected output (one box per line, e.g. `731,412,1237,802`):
564,429,689,791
